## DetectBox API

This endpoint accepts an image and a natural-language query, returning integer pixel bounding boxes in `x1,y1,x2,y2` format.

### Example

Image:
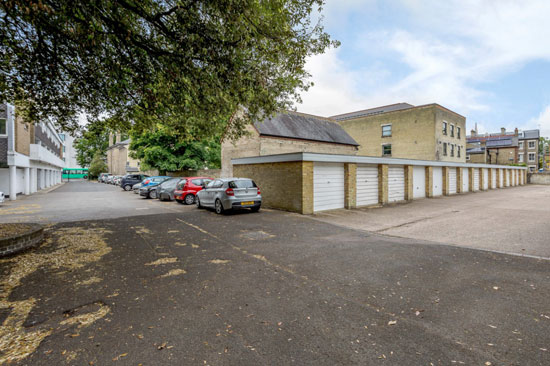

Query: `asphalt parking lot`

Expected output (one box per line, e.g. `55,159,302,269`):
311,184,550,258
1,181,549,365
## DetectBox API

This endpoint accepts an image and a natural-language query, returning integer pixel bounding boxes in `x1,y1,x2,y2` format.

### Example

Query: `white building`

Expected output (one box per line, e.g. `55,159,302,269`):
0,103,64,200
58,132,82,169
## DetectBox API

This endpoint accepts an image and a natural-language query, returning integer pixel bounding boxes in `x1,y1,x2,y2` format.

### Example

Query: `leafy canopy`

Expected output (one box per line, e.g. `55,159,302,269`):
1,0,337,140
129,127,220,173
74,122,111,167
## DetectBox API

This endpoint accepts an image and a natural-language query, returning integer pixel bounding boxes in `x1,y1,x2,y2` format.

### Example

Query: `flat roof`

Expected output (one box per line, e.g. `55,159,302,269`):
232,152,527,170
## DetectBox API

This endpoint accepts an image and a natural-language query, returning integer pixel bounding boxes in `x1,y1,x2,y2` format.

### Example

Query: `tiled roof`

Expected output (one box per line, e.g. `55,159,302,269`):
254,112,359,146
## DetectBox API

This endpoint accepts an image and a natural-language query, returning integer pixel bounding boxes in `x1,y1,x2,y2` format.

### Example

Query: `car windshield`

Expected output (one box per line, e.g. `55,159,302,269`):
229,180,257,189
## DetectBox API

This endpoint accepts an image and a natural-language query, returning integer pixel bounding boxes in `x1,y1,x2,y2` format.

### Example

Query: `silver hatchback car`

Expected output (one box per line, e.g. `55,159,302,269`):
196,178,261,214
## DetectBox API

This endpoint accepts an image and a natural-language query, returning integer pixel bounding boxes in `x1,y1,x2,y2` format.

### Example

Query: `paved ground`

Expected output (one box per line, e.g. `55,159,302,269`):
311,184,550,258
1,181,549,365
0,180,194,224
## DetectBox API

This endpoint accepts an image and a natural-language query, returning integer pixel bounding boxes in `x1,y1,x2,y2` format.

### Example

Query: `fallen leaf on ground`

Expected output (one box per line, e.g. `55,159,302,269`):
388,320,397,326
145,257,178,266
209,259,230,264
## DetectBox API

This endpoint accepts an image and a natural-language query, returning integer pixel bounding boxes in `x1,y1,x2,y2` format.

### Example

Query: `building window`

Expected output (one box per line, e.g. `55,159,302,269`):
529,153,536,162
442,121,447,135
382,144,392,156
443,142,447,156
0,118,6,135
457,127,461,139
381,124,392,137
519,154,524,163
450,125,455,137
457,146,461,158
519,141,524,150
528,140,536,149
450,144,454,157
466,155,470,161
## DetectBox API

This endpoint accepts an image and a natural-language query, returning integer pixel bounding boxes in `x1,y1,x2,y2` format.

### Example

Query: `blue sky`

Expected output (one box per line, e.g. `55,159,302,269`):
296,0,550,137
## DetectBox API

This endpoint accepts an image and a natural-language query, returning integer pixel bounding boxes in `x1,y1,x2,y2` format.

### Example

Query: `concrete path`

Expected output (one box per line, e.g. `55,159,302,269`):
310,184,550,258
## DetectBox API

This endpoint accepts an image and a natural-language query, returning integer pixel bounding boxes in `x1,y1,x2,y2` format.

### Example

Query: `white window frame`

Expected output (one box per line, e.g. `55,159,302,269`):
0,118,7,137
443,142,447,156
457,126,461,139
450,144,454,157
519,154,524,163
442,121,448,135
381,124,392,137
528,140,536,149
450,124,455,137
519,141,524,150
457,145,461,158
528,153,536,162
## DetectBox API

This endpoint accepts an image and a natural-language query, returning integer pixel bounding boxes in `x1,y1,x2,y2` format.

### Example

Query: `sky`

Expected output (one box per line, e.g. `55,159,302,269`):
296,0,550,138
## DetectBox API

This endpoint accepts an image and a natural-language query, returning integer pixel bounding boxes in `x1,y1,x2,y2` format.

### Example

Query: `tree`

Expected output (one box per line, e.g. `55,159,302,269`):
88,152,108,179
129,127,220,174
1,0,337,140
540,136,550,169
74,123,110,168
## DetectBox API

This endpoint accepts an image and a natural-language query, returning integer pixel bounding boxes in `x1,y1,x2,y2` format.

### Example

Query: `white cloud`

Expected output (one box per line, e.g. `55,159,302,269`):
297,0,550,124
526,106,550,138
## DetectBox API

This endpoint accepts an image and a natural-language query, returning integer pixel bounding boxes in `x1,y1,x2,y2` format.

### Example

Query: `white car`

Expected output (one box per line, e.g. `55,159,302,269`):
0,191,4,204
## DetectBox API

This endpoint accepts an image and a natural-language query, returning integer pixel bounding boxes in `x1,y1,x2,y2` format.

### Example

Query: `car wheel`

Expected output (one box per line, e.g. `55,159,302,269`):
149,190,157,199
123,184,132,191
196,197,203,209
251,206,260,213
215,199,224,214
184,194,195,205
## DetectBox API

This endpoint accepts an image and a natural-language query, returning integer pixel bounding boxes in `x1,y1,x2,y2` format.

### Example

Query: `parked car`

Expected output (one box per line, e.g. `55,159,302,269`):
106,175,115,184
196,178,261,214
113,176,121,185
139,176,172,198
98,173,109,182
121,174,149,191
133,182,142,194
156,178,184,201
0,191,4,204
173,177,213,205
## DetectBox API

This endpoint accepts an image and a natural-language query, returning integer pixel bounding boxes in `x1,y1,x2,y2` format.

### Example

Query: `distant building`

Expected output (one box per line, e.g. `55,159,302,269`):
106,132,157,176
58,132,82,169
0,103,64,200
332,103,467,163
466,127,540,171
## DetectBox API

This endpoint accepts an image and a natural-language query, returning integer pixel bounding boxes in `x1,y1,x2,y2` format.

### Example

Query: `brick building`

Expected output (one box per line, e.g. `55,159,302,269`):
106,133,157,176
221,111,359,177
331,103,466,163
0,103,64,200
466,128,540,171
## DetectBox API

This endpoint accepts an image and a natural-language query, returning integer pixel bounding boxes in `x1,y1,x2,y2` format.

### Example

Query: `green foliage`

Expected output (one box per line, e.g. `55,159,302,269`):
129,127,220,174
540,137,550,168
74,122,110,168
1,0,337,139
88,152,108,179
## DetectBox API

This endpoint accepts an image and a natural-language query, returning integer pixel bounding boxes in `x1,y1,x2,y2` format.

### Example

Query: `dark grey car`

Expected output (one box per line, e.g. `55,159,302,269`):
196,178,261,214
157,178,183,201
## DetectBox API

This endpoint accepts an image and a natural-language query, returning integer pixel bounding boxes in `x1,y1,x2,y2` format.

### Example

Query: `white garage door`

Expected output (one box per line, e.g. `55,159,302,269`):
413,166,426,199
499,169,503,187
505,170,510,187
520,171,524,185
314,163,345,212
491,169,497,189
433,167,443,196
483,169,489,190
356,164,379,206
448,168,457,194
462,168,469,192
473,169,480,191
388,166,405,203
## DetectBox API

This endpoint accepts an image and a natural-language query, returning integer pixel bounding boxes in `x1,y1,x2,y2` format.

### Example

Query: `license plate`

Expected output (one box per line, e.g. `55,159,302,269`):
241,201,254,206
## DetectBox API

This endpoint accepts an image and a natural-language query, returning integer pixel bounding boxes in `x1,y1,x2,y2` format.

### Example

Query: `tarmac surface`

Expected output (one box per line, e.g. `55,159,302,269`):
311,184,550,258
1,181,549,365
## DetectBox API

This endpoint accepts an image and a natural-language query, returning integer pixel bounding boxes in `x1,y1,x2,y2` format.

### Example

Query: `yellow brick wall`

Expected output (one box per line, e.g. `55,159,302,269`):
14,115,31,156
488,147,517,165
338,104,466,163
233,161,306,213
434,107,467,163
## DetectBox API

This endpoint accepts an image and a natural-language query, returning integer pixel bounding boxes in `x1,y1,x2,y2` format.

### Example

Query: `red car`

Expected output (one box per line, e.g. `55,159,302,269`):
174,177,213,205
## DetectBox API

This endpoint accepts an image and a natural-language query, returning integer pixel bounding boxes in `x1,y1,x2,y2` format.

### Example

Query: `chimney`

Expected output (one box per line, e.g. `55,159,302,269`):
115,132,121,143
514,128,518,136
501,127,506,134
108,132,114,146
471,129,477,137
